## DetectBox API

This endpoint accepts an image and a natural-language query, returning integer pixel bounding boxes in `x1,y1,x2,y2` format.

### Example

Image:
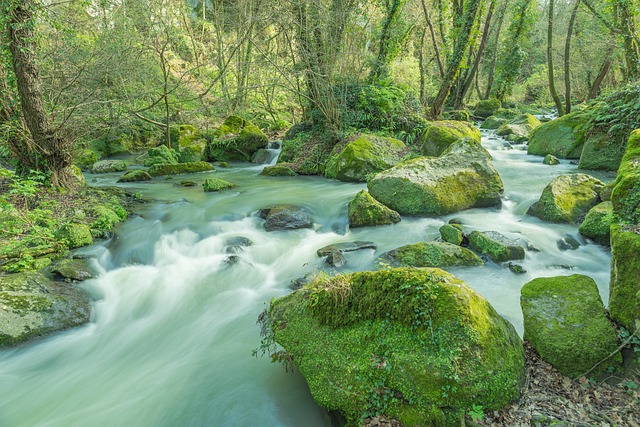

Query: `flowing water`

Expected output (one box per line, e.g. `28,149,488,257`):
0,129,615,427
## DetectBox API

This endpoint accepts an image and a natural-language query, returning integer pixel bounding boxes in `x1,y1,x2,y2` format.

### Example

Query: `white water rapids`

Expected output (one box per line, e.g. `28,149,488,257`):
0,129,615,426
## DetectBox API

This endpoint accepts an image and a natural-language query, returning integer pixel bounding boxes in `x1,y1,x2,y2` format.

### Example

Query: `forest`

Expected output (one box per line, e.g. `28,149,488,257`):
0,0,639,426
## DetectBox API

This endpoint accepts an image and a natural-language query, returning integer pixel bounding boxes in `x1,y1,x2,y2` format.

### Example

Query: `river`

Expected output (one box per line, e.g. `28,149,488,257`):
0,128,615,426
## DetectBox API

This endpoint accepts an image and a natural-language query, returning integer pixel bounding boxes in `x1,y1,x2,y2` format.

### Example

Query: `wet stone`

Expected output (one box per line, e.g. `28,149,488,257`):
317,241,377,257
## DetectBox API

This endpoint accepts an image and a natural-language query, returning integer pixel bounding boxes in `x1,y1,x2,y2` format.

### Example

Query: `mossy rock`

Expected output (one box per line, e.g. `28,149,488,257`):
379,242,483,268
206,116,268,162
91,206,123,231
578,201,612,245
203,178,237,192
492,108,521,120
347,190,401,228
0,272,91,347
171,124,200,148
496,114,541,140
144,145,179,167
480,116,507,130
527,111,589,159
439,224,464,246
51,258,96,281
527,173,604,224
579,129,626,171
542,154,560,165
325,134,406,182
442,110,470,121
148,161,214,176
90,160,127,174
55,223,93,249
600,181,615,202
419,121,481,157
267,268,525,425
468,231,525,263
75,149,99,170
473,98,502,118
179,142,206,163
117,170,152,183
521,274,621,378
609,129,640,330
259,205,314,232
368,139,503,216
260,164,298,176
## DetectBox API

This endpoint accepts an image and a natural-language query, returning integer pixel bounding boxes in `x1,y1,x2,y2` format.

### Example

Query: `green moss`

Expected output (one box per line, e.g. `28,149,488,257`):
117,170,152,183
492,108,521,120
379,242,483,268
90,160,127,174
260,164,298,176
266,268,524,426
203,178,237,192
56,223,93,249
442,110,470,121
496,114,541,140
51,258,95,281
148,161,214,176
144,145,179,167
521,275,621,377
419,121,481,157
348,190,400,228
610,224,640,331
578,201,612,245
277,130,338,175
178,144,205,163
542,154,560,165
325,134,406,182
439,224,464,246
91,206,122,231
527,111,589,158
75,149,98,170
206,117,268,162
528,174,604,223
474,98,502,118
480,116,507,130
579,131,626,171
468,231,525,263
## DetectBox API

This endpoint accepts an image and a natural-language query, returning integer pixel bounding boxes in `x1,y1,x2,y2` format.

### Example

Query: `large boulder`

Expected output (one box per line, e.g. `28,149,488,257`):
348,190,401,228
480,116,508,130
473,98,502,118
496,113,541,141
51,258,96,281
0,272,91,347
578,201,612,245
259,205,314,232
206,116,268,162
266,268,525,425
144,145,179,167
203,178,236,192
148,161,214,176
379,242,483,268
418,121,481,157
90,159,127,174
368,139,503,216
325,134,406,182
609,129,640,330
527,173,604,223
579,129,627,171
527,111,589,159
521,275,621,377
117,169,152,183
260,164,298,177
55,223,93,249
468,231,525,263
439,224,464,246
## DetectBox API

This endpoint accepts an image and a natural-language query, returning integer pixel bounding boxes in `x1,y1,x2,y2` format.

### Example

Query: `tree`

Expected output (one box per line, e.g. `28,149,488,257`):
547,0,565,116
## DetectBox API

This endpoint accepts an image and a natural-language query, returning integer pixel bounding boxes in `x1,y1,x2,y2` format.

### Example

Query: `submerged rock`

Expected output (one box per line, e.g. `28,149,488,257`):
379,242,483,268
0,272,91,347
368,138,503,216
266,268,524,425
325,134,406,182
317,241,377,257
259,205,314,232
203,178,236,192
260,164,298,176
347,190,400,228
527,173,604,223
542,154,560,165
324,250,346,268
91,159,127,174
468,230,525,263
418,120,481,157
521,274,621,377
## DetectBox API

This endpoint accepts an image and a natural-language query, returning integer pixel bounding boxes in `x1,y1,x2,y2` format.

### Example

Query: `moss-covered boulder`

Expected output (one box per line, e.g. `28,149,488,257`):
325,134,406,182
206,116,268,162
442,110,470,121
117,169,152,183
527,111,589,159
266,268,525,425
609,129,640,330
578,201,612,245
480,116,508,130
579,129,626,171
542,154,560,165
379,242,483,268
0,272,91,347
493,108,521,120
419,121,481,157
51,258,96,281
348,190,401,228
368,139,503,216
496,113,541,141
203,178,237,192
56,223,93,249
90,159,127,174
527,173,604,223
468,231,525,263
75,149,99,170
144,145,179,167
439,224,464,246
179,143,206,163
521,275,621,377
171,124,200,148
148,161,214,176
474,98,502,118
259,205,314,232
91,205,123,232
260,164,298,176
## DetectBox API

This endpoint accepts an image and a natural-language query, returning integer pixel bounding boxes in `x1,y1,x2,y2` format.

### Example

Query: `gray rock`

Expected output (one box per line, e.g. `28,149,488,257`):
259,205,314,232
317,241,377,257
468,230,525,263
324,251,346,268
91,160,127,174
51,258,96,281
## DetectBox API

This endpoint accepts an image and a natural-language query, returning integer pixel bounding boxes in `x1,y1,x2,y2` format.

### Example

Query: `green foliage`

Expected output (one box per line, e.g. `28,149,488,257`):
468,404,484,422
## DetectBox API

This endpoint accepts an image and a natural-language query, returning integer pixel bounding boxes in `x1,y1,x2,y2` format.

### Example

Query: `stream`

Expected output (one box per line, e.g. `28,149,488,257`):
0,128,615,426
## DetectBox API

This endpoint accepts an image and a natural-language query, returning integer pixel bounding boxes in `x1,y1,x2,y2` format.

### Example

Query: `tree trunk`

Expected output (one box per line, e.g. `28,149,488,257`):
368,0,407,83
547,0,565,116
564,0,580,114
7,0,76,189
421,0,445,78
484,0,508,99
589,42,616,99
